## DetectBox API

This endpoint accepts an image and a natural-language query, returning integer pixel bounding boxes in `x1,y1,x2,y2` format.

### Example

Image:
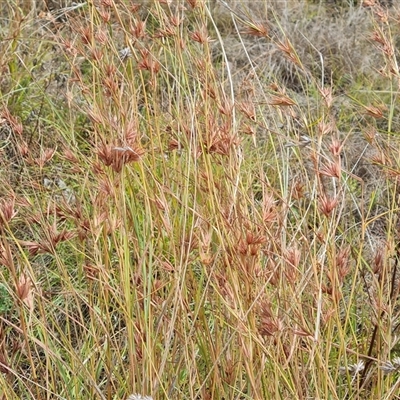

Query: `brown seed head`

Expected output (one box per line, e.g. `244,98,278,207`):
16,273,34,310
238,101,256,121
190,27,211,44
138,51,160,74
285,246,301,268
187,0,199,8
130,3,141,13
242,22,269,38
1,108,23,135
329,139,343,157
258,301,282,336
61,38,78,55
0,197,16,225
319,86,334,108
79,26,93,46
370,152,386,166
276,37,301,66
95,28,108,45
131,19,146,39
291,179,305,200
336,245,351,281
269,95,296,107
364,104,386,119
317,121,335,136
170,15,182,27
35,148,56,168
373,246,385,274
318,160,341,179
318,194,339,216
218,100,233,117
99,9,111,23
91,48,103,62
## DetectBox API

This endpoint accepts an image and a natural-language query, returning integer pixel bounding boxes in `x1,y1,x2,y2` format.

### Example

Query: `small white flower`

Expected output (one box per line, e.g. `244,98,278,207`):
393,357,400,368
380,360,396,375
339,360,365,375
127,395,153,400
380,357,400,375
119,47,132,61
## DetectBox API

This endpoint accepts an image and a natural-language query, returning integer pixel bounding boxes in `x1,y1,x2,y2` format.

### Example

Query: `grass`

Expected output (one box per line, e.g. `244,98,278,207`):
0,0,400,399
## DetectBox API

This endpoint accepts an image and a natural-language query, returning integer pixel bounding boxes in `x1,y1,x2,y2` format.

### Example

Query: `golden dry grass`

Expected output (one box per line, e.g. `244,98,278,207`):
0,1,400,399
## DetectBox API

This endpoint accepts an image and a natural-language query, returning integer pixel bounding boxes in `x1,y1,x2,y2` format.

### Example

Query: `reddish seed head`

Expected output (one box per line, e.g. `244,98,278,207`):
99,10,111,23
101,0,113,7
79,26,93,45
131,19,146,39
364,104,386,119
238,101,256,121
319,160,341,179
318,194,339,216
276,37,301,66
0,197,16,225
187,0,198,8
329,139,343,157
269,95,296,107
190,27,210,44
242,23,269,38
319,86,334,108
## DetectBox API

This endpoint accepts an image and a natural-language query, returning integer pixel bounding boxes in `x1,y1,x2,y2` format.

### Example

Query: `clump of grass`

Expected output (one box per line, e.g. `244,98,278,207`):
0,0,400,399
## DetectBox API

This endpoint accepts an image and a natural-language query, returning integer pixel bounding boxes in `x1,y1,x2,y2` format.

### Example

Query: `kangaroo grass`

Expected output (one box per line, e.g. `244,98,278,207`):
1,1,400,399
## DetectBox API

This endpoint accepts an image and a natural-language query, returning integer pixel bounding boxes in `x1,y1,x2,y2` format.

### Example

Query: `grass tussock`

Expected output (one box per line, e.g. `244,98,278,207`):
1,0,400,399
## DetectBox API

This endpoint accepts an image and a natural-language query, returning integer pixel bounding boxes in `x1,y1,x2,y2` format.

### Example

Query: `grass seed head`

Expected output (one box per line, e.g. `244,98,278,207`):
329,139,343,157
318,160,341,179
0,197,16,225
242,22,269,38
318,194,339,217
190,26,211,44
131,19,146,39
